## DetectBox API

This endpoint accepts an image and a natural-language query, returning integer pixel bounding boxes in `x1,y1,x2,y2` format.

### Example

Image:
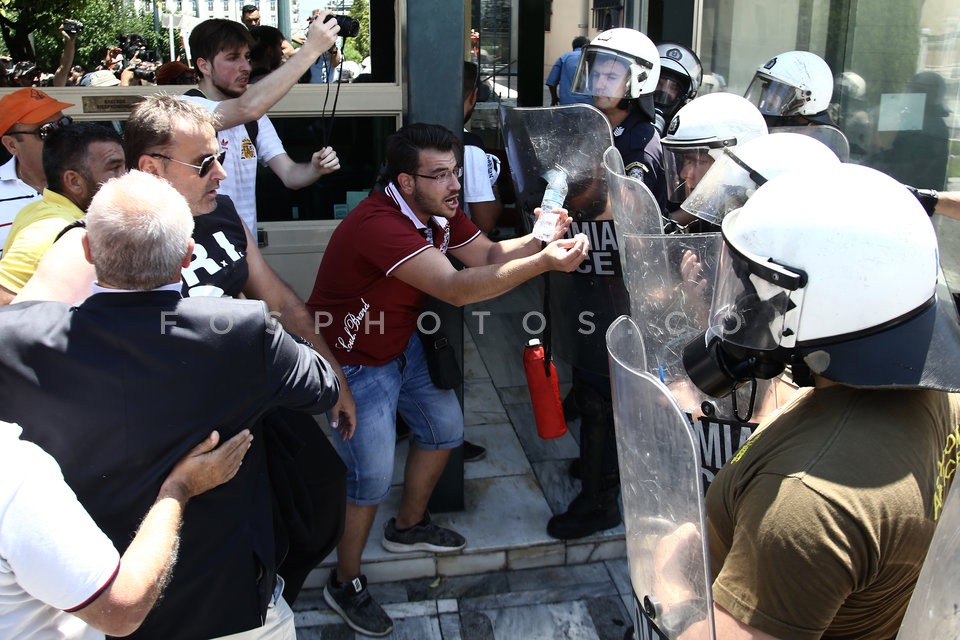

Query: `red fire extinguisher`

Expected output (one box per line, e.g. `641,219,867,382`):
523,338,567,439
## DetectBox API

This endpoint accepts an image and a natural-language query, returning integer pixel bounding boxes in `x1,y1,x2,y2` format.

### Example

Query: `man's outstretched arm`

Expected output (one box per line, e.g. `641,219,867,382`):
240,222,357,439
72,430,252,636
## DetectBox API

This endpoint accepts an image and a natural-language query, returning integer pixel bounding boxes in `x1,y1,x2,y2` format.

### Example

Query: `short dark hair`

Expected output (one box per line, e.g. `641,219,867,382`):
189,19,254,79
124,94,218,170
241,4,258,16
463,60,479,102
42,123,121,194
386,123,462,185
573,36,590,50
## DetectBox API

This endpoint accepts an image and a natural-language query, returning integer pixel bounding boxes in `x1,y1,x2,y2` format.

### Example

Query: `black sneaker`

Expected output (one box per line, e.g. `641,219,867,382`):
322,570,393,637
463,440,486,462
381,512,466,553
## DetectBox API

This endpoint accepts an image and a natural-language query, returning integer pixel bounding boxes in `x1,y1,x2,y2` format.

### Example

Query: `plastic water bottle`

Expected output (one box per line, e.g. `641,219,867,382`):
533,165,568,241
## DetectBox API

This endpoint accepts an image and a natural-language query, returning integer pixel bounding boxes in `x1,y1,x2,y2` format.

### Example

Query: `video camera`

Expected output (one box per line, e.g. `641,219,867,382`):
130,63,157,83
307,13,360,38
118,33,156,63
62,20,84,37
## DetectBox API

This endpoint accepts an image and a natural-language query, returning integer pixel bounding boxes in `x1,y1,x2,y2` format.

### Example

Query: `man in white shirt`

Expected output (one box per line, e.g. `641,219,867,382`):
183,17,342,233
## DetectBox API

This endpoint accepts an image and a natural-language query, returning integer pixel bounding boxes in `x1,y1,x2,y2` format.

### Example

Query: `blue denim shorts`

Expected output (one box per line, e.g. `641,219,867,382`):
330,332,464,505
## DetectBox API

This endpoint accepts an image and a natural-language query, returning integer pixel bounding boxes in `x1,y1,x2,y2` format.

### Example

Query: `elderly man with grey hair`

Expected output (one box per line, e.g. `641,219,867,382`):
18,94,354,606
0,170,341,639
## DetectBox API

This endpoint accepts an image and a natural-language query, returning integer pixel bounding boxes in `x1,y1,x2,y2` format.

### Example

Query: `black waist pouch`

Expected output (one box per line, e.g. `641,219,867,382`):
418,329,461,389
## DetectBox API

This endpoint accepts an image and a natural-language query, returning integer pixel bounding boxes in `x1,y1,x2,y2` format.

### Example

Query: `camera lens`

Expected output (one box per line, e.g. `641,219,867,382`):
323,14,360,38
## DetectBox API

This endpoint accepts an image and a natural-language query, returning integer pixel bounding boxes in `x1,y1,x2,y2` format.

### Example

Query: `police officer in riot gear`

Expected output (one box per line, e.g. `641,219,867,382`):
672,163,960,639
744,50,835,128
660,92,767,228
544,27,666,540
571,27,667,212
653,42,702,137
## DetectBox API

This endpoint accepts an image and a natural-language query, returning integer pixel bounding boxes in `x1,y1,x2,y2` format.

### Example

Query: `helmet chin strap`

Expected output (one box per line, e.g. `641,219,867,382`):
730,378,758,423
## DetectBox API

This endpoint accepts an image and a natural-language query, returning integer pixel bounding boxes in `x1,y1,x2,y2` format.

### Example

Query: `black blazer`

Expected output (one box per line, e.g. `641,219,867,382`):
0,291,339,639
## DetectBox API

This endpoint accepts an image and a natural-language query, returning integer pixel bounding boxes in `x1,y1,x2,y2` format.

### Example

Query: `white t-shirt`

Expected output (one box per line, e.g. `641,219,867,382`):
0,156,43,260
182,95,286,233
462,132,496,221
0,421,120,640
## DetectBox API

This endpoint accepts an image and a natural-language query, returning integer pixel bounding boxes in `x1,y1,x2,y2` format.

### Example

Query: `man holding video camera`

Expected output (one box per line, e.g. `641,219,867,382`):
183,15,344,234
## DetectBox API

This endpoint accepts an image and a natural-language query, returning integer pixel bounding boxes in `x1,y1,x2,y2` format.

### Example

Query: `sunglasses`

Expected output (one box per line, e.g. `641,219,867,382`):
7,115,73,141
149,150,226,178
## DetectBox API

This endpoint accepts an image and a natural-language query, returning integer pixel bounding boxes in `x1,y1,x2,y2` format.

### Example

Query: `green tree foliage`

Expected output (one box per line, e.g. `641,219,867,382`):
342,0,369,64
1,0,163,73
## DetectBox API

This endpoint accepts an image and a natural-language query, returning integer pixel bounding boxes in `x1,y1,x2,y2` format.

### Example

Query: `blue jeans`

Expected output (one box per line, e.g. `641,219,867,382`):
332,332,463,505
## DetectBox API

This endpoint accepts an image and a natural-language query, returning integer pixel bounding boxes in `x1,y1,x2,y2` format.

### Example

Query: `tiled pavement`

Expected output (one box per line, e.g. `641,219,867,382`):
292,277,635,639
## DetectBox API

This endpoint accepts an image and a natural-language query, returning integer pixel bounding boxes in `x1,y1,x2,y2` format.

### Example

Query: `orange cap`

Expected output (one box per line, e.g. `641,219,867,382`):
0,88,74,136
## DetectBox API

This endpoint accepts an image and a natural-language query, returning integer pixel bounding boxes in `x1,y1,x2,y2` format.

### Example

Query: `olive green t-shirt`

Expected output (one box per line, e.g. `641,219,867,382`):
707,385,960,640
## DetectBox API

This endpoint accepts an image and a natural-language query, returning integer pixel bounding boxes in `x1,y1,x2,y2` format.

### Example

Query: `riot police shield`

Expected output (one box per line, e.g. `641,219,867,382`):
607,315,716,640
499,103,614,230
619,231,722,413
500,104,629,374
619,231,797,489
768,125,851,161
604,145,666,275
896,475,960,640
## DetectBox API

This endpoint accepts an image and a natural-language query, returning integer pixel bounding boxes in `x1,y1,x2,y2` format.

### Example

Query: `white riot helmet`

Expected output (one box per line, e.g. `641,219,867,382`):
682,163,960,397
681,132,840,225
654,42,703,124
570,28,661,100
744,50,834,118
660,93,768,204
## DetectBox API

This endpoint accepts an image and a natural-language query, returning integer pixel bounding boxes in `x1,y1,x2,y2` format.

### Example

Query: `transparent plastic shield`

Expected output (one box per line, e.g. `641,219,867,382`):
604,145,665,275
619,233,795,420
607,315,716,640
679,150,758,225
499,104,614,229
619,232,721,413
768,125,850,161
896,466,960,640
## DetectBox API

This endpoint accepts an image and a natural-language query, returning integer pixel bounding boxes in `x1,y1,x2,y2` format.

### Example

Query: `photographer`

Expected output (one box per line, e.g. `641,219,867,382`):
51,20,81,87
183,16,342,234
9,61,42,87
308,40,341,83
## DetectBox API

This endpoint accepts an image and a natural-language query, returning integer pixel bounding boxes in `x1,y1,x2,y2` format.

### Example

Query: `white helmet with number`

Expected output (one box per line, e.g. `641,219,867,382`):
682,163,960,396
744,50,833,117
681,132,840,224
570,28,661,100
660,93,768,203
654,42,702,119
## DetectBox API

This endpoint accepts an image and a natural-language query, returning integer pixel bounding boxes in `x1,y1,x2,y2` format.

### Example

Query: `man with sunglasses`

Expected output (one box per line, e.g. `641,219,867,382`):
0,88,74,259
183,17,341,235
0,123,124,305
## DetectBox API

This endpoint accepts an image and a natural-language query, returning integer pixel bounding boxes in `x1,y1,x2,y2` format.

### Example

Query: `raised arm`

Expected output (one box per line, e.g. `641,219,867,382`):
207,14,339,129
52,23,78,87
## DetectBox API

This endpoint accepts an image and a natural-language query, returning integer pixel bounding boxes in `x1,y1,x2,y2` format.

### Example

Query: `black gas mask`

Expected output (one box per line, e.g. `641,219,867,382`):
681,239,807,409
